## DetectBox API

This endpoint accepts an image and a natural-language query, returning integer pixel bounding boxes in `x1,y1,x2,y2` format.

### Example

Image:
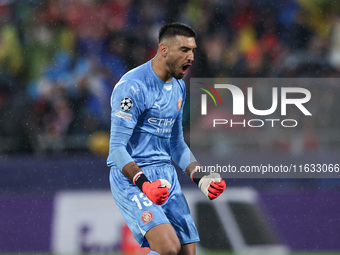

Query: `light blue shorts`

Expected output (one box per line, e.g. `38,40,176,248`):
109,164,200,247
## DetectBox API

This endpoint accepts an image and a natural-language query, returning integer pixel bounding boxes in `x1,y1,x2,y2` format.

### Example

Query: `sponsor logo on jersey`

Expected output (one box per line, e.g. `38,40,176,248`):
148,117,175,133
115,110,132,120
156,128,172,133
148,117,175,126
177,98,183,111
141,211,153,223
120,97,133,111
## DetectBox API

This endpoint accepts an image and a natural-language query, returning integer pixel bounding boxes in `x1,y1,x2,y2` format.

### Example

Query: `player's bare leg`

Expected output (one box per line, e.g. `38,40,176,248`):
145,223,181,255
179,242,196,255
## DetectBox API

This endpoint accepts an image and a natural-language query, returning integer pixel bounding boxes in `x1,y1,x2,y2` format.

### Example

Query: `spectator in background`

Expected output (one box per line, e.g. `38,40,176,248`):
0,5,23,76
0,0,339,155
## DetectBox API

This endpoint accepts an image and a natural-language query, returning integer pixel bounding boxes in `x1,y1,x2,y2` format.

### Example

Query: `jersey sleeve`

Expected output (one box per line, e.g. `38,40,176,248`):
107,80,145,170
170,83,197,171
110,80,145,129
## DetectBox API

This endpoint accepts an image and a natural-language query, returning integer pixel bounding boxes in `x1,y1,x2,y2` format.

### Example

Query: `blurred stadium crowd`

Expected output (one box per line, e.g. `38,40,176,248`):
0,0,340,154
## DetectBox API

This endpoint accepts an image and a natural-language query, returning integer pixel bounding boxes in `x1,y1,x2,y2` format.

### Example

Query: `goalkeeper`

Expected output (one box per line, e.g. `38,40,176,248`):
107,22,226,255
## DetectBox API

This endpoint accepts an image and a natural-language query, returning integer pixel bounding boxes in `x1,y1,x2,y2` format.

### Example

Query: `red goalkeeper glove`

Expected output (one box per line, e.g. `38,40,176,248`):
133,172,171,205
192,170,226,200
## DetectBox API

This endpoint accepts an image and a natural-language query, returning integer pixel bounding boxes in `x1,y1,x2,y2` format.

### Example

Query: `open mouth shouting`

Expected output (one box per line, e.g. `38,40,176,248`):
181,63,192,74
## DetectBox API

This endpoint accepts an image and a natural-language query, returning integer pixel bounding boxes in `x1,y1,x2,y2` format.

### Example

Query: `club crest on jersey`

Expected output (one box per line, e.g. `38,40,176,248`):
142,211,153,223
120,97,133,111
177,98,183,111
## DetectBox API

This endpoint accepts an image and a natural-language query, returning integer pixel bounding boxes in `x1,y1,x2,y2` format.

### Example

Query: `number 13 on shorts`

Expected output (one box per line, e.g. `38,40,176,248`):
131,192,153,210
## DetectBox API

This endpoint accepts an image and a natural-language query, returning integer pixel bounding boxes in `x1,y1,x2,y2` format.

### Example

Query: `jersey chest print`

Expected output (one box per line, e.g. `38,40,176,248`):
143,84,183,136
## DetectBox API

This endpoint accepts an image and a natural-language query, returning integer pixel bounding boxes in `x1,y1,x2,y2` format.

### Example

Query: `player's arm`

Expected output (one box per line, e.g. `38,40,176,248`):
122,161,171,205
108,82,170,205
186,162,226,200
170,104,226,200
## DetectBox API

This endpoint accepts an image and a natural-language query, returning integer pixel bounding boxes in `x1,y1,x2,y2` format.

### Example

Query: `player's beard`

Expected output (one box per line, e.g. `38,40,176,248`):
166,56,184,80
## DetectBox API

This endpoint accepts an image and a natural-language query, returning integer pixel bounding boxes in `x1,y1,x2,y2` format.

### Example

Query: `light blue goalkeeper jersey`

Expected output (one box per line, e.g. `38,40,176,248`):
107,59,189,169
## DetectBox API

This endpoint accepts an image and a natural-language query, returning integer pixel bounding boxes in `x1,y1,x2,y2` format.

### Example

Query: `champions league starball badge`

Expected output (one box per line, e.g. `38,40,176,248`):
120,97,133,111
